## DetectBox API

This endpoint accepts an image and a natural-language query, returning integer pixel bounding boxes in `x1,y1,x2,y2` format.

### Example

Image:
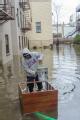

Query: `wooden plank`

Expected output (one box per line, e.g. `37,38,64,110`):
22,91,58,113
23,105,57,113
22,92,58,105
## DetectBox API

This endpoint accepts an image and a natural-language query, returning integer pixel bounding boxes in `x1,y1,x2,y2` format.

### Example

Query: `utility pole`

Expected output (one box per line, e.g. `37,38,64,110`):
56,12,59,45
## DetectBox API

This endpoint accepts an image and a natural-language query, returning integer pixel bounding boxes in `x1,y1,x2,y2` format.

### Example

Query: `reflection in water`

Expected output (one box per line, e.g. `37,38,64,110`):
56,45,59,56
0,49,54,120
51,45,77,103
0,45,80,120
52,44,80,120
7,65,13,78
0,57,25,120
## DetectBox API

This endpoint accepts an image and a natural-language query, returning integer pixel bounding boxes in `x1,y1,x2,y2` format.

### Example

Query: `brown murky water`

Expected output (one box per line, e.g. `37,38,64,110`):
0,44,80,120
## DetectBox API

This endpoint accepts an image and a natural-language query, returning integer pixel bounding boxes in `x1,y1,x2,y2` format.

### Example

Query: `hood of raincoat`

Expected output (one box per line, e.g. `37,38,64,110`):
22,48,31,55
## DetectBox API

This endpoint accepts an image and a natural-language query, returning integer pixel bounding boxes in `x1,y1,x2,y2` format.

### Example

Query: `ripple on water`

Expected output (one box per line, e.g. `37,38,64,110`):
51,80,76,103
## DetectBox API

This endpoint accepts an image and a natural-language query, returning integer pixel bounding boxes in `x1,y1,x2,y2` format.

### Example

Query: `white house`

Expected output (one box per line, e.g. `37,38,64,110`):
29,0,53,48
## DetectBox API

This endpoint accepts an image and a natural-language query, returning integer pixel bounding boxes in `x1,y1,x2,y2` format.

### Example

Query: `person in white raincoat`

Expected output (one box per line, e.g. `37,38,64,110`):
22,48,43,92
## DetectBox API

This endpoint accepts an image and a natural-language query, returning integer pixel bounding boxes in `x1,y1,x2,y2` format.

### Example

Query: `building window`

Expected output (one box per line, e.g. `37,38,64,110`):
4,0,7,4
17,8,20,27
24,37,26,47
36,22,41,33
5,34,10,55
23,15,24,27
19,36,21,50
20,11,22,28
26,37,27,46
22,36,24,48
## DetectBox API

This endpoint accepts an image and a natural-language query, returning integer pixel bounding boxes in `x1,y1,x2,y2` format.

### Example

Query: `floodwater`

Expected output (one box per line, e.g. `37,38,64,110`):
0,44,80,120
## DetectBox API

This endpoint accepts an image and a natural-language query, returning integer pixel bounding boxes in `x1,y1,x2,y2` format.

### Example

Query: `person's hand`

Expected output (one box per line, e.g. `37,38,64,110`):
31,71,36,75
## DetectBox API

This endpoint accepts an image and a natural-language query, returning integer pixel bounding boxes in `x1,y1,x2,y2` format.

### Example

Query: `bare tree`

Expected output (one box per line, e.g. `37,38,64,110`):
53,3,62,45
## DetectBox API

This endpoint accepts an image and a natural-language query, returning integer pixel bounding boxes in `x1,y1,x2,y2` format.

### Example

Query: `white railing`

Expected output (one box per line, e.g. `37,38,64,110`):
19,0,30,11
21,20,31,31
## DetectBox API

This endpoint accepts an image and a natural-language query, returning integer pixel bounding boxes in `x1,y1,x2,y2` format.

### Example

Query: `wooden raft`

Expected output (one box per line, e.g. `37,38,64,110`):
18,81,58,115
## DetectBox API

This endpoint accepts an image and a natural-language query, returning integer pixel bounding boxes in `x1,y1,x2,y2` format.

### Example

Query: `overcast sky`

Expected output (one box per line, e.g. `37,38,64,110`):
52,0,80,24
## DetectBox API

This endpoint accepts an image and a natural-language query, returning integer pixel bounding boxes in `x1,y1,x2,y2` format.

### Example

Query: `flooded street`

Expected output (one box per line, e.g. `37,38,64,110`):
52,45,80,120
0,44,80,120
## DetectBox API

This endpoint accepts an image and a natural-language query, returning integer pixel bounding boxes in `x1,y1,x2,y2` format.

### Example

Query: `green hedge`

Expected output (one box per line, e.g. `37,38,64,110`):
73,34,80,44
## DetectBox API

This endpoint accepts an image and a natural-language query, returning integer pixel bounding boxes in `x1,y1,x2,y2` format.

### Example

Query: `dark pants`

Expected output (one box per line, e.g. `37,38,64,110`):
27,75,43,92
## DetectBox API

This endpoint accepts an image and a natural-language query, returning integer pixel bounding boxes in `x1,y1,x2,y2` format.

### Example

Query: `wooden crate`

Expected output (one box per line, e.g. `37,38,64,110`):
18,81,58,116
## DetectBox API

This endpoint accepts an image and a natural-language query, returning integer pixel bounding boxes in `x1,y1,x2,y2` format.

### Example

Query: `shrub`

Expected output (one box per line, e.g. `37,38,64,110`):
73,34,80,44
